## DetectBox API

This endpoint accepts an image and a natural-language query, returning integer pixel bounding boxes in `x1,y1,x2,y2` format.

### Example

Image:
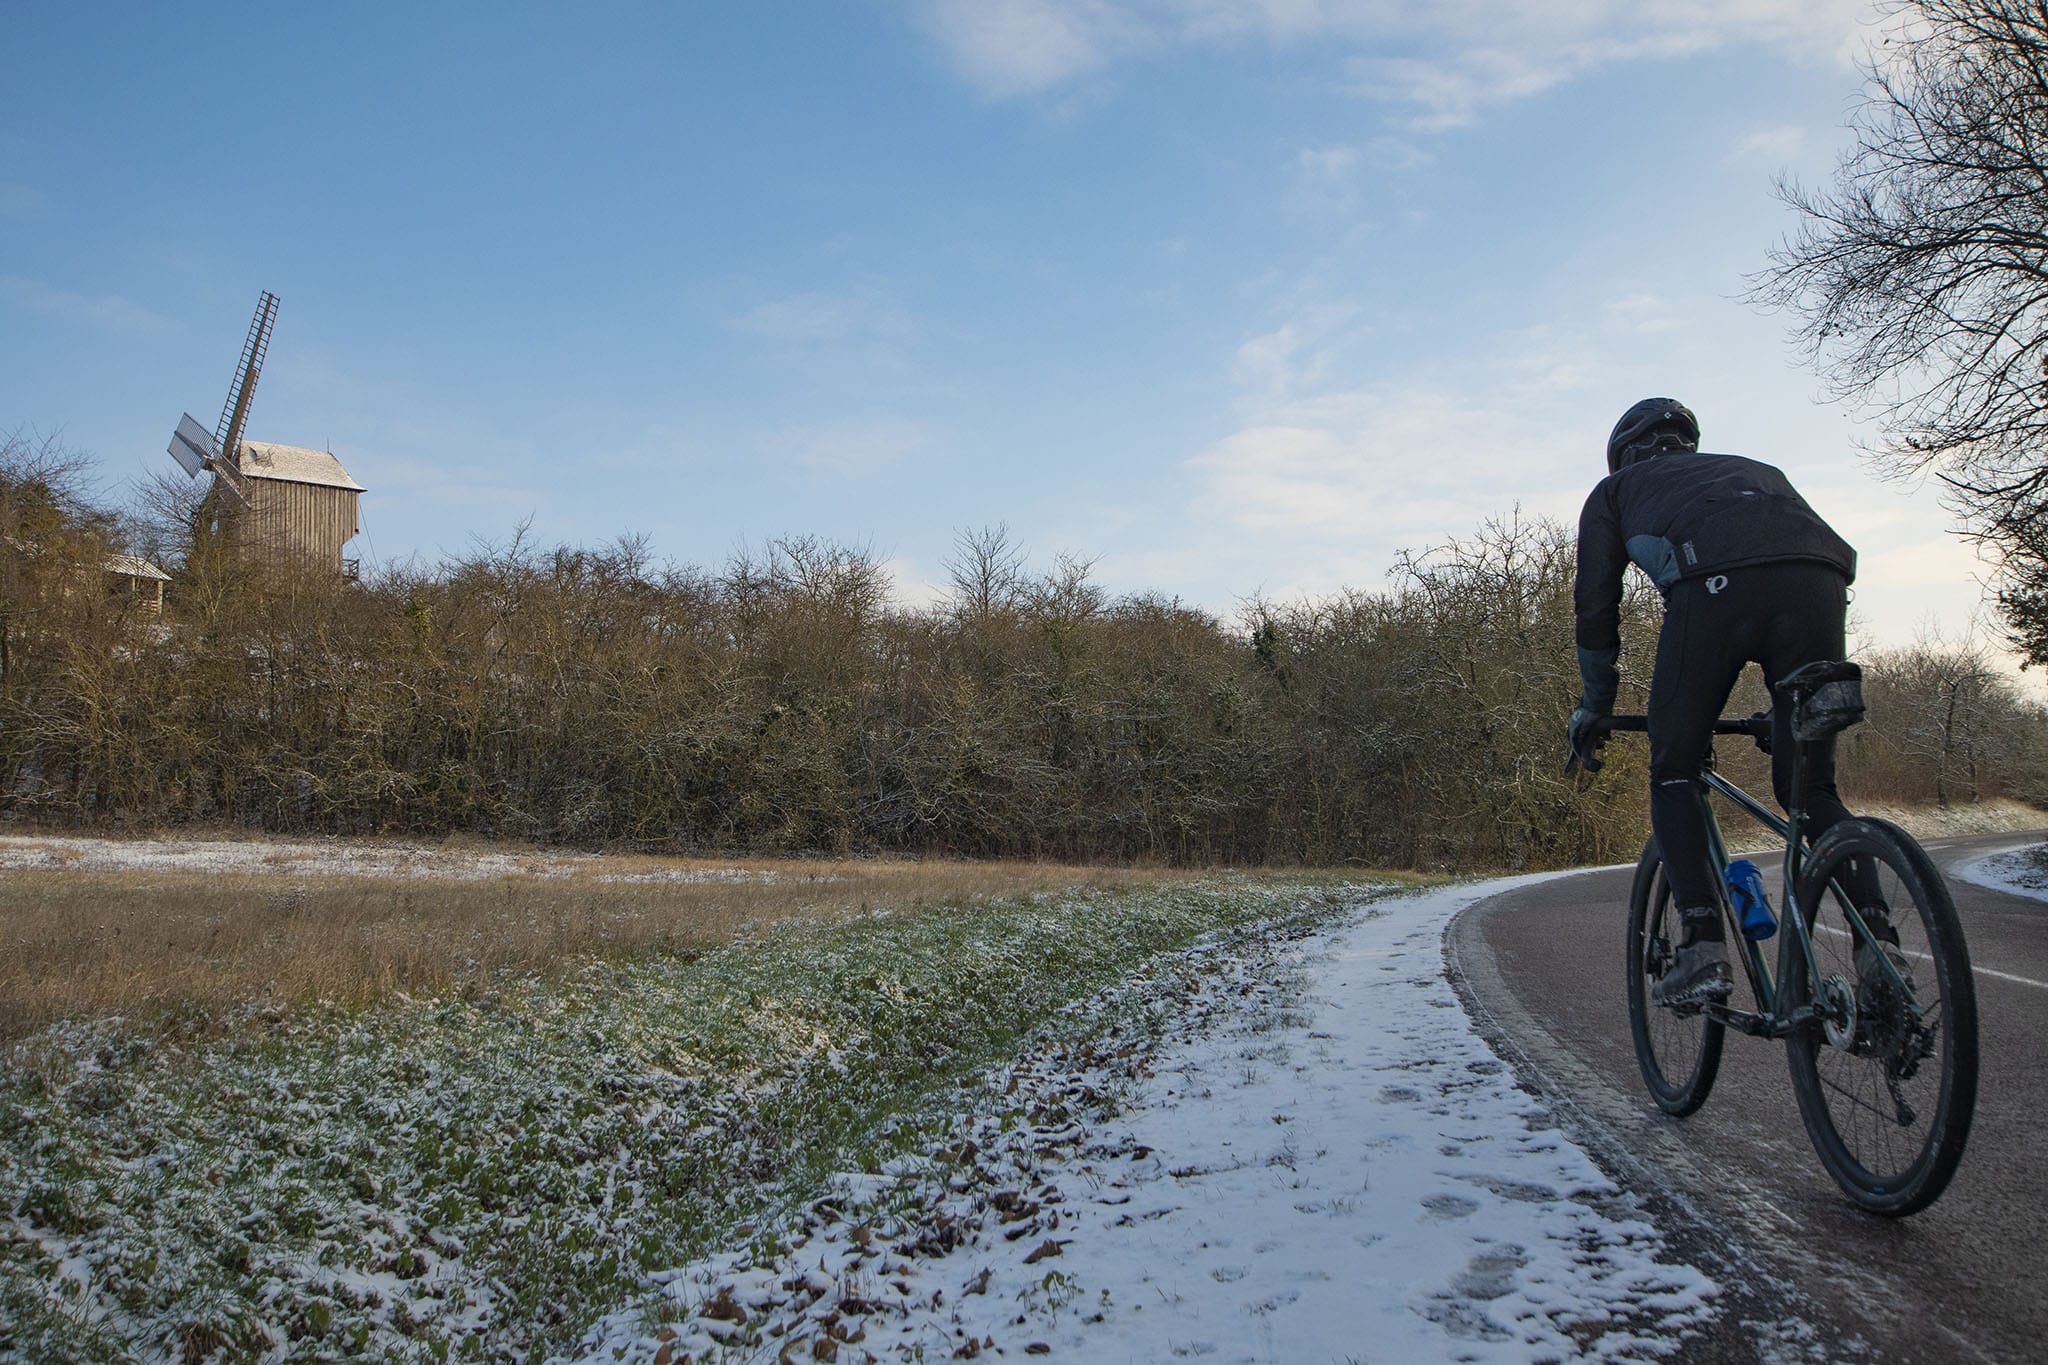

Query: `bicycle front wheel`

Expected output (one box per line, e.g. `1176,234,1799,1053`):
1627,837,1724,1116
1784,817,1978,1216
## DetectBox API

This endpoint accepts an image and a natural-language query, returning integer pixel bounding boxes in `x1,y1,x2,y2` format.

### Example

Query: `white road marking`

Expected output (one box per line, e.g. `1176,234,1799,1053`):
1812,923,2048,991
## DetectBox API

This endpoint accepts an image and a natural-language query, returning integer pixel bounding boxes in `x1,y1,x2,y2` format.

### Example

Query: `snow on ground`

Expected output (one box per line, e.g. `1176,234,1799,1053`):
0,833,779,883
1949,839,2048,902
576,879,1717,1363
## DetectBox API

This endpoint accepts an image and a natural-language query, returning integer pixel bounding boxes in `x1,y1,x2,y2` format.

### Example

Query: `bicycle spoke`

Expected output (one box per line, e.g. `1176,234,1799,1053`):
1816,1066,1917,1130
1627,847,1723,1117
1787,815,1976,1213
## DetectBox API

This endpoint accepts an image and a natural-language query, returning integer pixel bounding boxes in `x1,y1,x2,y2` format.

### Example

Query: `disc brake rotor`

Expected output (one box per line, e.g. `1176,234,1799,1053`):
1820,975,1859,1049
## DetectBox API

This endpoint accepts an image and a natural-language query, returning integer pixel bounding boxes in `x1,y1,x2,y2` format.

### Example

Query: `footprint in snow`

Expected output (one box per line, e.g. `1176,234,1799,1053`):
1417,1293,1513,1343
1453,1245,1528,1300
1420,1193,1480,1220
1458,1175,1559,1204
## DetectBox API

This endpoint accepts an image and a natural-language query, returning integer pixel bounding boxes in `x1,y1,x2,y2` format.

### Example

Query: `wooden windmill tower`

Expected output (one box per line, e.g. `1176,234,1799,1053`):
168,292,365,575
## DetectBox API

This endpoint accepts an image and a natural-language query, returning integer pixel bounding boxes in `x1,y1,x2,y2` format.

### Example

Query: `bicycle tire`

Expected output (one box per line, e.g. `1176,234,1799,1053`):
1626,836,1724,1116
1783,817,1978,1216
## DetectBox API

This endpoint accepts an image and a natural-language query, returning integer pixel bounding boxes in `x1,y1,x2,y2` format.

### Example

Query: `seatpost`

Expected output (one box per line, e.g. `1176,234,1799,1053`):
1783,735,1810,893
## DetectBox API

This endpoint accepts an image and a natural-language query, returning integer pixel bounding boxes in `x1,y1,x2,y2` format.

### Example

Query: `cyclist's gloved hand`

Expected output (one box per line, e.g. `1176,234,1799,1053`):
1748,709,1773,755
1567,705,1610,774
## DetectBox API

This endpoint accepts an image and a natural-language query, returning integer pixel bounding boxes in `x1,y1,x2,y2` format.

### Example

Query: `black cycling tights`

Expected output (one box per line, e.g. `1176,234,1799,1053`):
1648,562,1878,920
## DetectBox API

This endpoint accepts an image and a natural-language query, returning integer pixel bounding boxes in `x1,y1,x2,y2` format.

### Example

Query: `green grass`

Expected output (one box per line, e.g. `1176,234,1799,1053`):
0,875,1401,1363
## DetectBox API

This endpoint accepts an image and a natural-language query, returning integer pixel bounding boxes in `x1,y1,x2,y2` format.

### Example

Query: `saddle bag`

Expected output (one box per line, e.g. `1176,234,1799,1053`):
1778,660,1865,741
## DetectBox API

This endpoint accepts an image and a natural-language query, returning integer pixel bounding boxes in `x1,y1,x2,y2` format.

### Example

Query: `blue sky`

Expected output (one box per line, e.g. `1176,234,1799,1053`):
0,1,2001,656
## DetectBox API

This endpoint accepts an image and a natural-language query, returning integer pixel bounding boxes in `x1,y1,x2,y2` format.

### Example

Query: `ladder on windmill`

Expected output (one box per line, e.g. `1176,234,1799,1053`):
209,290,278,505
168,292,278,506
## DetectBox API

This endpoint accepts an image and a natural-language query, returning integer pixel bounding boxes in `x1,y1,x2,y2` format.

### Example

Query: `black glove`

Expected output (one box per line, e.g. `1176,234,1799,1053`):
1748,709,1774,756
1566,706,1610,774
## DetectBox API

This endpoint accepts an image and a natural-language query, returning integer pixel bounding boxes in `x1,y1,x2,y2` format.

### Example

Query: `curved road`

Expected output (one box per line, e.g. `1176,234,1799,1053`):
1449,829,2048,1364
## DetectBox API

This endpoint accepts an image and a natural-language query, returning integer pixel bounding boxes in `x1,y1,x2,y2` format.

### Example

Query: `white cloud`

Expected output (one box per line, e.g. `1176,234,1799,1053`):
1287,138,1431,214
1229,299,1363,399
776,416,934,477
1296,144,1361,181
1187,380,1585,553
0,276,171,333
1232,324,1306,392
916,0,1150,97
915,0,1871,121
1602,291,1679,336
1346,45,1581,131
733,286,916,345
882,556,952,610
1729,124,1809,165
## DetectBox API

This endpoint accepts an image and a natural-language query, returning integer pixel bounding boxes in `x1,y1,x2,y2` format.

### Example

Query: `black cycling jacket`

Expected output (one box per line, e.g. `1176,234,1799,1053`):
1573,449,1856,709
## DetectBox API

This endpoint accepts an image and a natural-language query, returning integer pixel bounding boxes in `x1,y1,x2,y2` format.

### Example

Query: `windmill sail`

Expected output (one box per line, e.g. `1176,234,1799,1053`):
168,413,215,477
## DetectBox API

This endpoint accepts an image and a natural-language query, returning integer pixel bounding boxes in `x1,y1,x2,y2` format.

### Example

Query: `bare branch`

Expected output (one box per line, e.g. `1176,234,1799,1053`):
1752,1,2048,660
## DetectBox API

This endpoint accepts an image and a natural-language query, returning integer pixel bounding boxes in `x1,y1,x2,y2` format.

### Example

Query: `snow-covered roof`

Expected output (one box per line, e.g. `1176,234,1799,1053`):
5,538,170,581
103,554,171,581
235,441,365,492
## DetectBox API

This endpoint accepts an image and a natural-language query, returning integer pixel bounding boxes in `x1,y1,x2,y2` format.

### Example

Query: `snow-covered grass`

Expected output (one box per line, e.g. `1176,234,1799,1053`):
575,878,1720,1364
0,833,789,883
1,873,1389,1362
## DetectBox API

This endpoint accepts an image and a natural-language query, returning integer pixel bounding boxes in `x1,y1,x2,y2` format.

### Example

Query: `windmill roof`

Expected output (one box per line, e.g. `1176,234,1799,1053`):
236,441,365,492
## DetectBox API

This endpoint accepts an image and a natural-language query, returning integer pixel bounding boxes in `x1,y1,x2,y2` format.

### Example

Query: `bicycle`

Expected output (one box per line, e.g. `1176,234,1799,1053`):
1577,660,1978,1216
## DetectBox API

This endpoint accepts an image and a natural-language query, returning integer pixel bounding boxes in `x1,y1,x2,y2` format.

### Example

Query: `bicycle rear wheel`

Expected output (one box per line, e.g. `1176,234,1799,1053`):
1627,838,1724,1115
1784,817,1978,1216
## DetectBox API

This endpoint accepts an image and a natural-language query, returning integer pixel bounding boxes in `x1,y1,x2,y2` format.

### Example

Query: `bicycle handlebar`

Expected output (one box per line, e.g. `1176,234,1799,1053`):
1598,713,1772,739
1568,710,1772,775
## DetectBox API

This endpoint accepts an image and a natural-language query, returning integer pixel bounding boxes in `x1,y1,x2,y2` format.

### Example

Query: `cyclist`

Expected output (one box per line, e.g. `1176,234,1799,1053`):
1568,398,1877,1005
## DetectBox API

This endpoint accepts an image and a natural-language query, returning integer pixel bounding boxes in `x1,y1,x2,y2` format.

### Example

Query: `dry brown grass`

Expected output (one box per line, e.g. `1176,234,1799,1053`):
0,851,1178,1041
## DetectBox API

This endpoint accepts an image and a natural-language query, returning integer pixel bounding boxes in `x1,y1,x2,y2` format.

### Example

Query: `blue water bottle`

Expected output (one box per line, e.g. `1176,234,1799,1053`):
1725,859,1776,940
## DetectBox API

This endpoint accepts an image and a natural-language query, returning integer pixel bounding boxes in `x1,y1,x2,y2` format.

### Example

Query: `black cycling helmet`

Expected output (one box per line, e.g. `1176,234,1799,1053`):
1606,397,1700,473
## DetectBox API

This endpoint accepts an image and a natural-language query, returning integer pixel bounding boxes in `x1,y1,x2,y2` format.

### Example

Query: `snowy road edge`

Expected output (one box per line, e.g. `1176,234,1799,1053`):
1443,873,1862,1365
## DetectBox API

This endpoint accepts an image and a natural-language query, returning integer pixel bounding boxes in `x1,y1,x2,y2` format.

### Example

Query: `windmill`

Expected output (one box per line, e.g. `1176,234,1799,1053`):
167,291,366,573
169,290,277,509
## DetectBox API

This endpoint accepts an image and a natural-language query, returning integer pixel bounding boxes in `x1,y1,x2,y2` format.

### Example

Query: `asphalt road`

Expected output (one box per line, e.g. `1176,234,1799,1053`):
1448,829,2048,1364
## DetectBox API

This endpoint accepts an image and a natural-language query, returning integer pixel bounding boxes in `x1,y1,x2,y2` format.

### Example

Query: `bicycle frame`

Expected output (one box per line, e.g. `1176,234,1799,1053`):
1694,757,1818,1033
1607,715,1914,1038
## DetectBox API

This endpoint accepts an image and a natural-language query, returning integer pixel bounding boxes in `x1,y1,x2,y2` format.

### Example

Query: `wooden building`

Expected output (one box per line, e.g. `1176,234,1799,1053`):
103,554,171,612
2,538,170,613
207,441,364,573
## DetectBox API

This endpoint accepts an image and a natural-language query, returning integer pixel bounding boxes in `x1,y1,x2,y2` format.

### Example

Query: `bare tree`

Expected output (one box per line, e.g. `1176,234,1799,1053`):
943,523,1025,624
1855,632,2025,804
1751,1,2048,658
